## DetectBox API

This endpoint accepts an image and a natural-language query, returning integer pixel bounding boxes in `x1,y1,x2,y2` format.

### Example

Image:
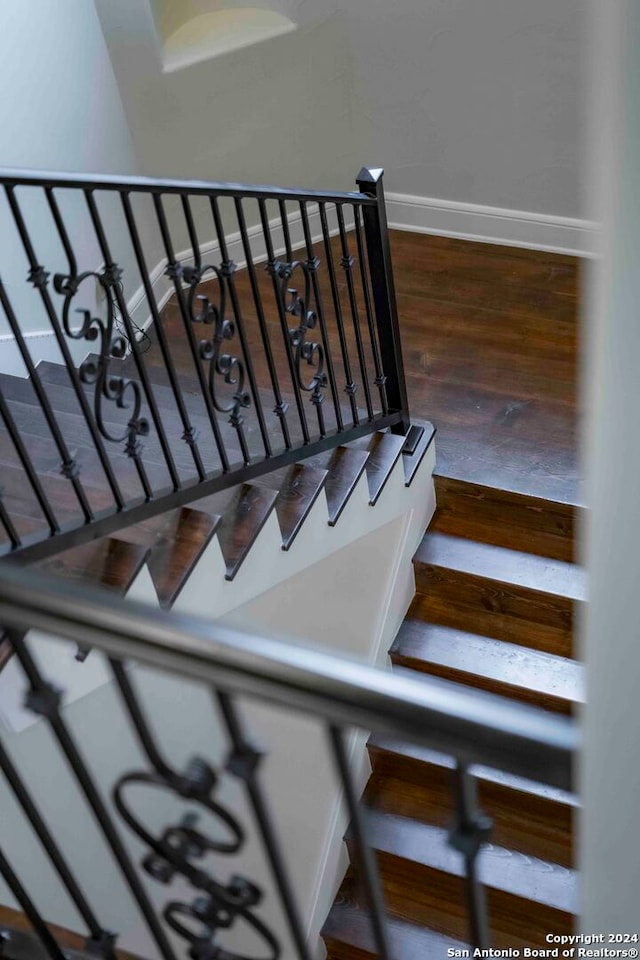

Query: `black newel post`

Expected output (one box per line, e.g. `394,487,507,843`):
356,166,410,435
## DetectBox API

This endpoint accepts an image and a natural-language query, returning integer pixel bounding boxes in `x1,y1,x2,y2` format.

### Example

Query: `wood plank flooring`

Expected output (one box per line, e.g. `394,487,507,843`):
140,230,580,506
390,233,580,504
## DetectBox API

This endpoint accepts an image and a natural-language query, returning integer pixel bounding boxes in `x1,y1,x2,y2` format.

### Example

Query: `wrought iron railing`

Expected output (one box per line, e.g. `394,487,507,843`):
0,166,413,562
0,565,577,959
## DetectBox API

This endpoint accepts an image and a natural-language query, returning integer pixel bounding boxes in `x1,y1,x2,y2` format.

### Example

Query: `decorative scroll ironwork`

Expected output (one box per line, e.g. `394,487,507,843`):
113,756,280,960
53,266,149,460
181,263,251,436
274,259,327,431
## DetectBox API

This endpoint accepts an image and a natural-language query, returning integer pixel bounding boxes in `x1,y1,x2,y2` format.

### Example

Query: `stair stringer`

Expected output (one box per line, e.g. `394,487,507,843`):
177,437,436,624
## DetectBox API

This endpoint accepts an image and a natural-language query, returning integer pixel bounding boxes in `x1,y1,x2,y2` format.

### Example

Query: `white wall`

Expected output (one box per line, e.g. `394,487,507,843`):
97,0,587,225
0,1,147,370
94,0,359,192
344,0,588,219
580,0,640,933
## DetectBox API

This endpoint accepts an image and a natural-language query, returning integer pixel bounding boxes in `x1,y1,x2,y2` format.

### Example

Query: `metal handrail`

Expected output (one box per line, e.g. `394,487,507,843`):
0,563,577,791
0,168,375,204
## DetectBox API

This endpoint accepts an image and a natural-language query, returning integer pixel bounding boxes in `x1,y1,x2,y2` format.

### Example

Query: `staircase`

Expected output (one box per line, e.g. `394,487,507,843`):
0,357,435,639
322,475,585,955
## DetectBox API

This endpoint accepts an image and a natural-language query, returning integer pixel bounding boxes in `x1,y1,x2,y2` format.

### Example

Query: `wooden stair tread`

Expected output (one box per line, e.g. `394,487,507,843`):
251,462,328,550
364,769,573,869
368,735,578,808
359,807,578,914
319,446,370,526
36,537,149,595
322,899,465,960
403,420,436,486
348,432,406,504
432,474,582,562
121,507,220,608
391,620,583,713
415,532,586,601
194,483,278,580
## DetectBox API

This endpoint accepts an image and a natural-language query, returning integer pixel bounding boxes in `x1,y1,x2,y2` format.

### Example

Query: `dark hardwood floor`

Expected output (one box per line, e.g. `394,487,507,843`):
391,232,580,504
131,229,580,506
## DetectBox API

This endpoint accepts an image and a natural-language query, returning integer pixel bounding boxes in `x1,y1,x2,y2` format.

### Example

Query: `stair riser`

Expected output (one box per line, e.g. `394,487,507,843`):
390,650,574,714
348,853,573,946
365,768,573,868
411,565,575,658
433,476,578,562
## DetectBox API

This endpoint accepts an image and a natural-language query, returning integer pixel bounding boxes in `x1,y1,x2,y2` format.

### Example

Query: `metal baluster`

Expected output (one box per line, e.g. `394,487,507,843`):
152,194,230,472
448,761,493,948
109,659,175,780
216,691,313,960
0,268,91,523
355,168,410,434
44,189,128,509
0,377,59,541
120,192,206,481
318,204,360,425
353,205,389,416
327,725,390,960
9,632,178,960
335,205,374,421
227,197,291,449
84,190,180,494
298,202,343,431
182,196,264,463
278,200,293,262
0,846,66,960
0,498,20,550
0,741,113,951
182,196,272,457
256,200,311,444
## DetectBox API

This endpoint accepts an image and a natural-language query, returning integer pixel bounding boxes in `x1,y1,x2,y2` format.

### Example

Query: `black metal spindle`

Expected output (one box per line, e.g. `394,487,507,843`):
0,381,58,537
109,659,175,780
0,270,92,523
84,190,181,494
151,194,230,472
335,204,374,421
0,846,67,960
449,761,492,949
120,192,206,481
0,497,20,550
9,632,178,960
185,194,271,460
298,202,343,432
182,196,264,463
318,204,360,425
355,168,410,434
353,205,389,416
44,188,128,509
327,725,390,960
256,201,311,444
0,741,110,947
229,198,291,449
278,200,293,262
216,691,313,960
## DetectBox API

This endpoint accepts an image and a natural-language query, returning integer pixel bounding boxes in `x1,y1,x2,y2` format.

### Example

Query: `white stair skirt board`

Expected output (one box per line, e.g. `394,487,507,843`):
386,191,599,257
0,204,354,377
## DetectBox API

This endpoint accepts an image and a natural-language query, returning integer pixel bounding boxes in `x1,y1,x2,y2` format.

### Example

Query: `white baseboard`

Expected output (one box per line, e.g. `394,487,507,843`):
386,191,599,258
